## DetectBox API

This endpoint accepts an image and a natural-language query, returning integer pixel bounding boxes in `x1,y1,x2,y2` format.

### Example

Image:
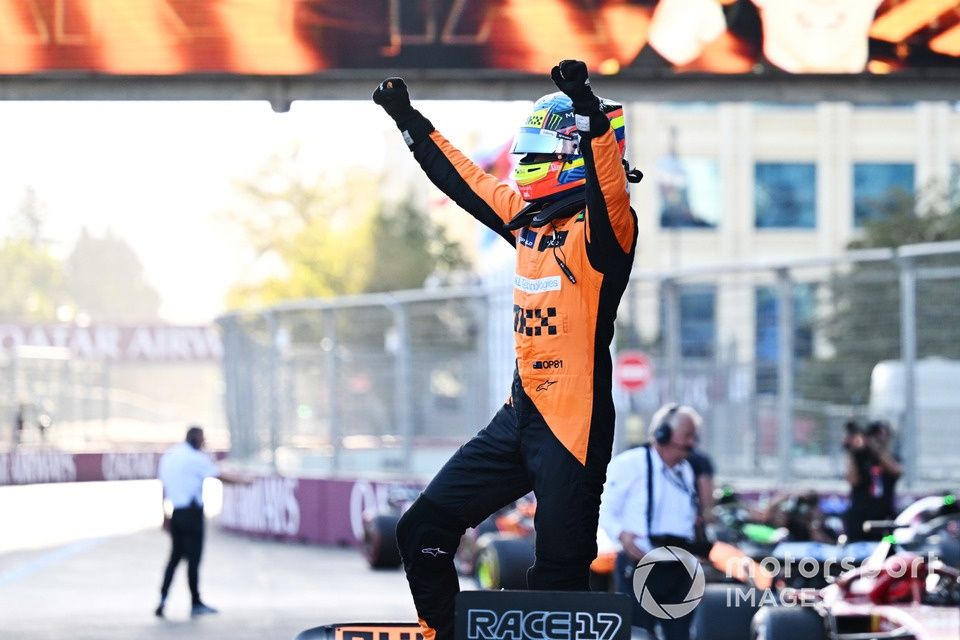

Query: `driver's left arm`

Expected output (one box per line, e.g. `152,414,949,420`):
578,110,637,273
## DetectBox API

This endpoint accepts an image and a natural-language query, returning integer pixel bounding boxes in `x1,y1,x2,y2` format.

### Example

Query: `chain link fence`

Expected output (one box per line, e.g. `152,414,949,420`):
2,337,226,451
219,290,492,477
219,241,960,487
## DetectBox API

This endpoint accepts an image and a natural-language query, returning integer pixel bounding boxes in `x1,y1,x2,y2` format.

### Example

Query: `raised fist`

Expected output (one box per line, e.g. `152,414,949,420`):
372,77,414,122
550,60,598,112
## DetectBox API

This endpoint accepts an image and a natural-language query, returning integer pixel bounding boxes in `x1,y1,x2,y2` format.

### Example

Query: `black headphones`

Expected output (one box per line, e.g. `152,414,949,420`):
654,403,680,445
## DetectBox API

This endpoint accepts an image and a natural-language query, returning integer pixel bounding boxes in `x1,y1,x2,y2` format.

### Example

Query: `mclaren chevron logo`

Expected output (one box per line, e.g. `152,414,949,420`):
422,547,448,557
536,380,557,392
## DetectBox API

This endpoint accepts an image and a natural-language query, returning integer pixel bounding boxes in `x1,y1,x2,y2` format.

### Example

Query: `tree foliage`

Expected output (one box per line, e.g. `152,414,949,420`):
64,228,161,322
798,186,960,405
0,238,63,321
226,152,467,309
1,189,161,323
365,200,467,294
0,189,63,320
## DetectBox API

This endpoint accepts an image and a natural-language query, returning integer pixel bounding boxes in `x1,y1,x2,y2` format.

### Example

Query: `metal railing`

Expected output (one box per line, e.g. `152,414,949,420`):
218,241,960,487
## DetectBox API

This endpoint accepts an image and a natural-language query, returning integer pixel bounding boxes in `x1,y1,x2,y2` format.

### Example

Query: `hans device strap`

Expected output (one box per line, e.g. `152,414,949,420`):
503,193,586,231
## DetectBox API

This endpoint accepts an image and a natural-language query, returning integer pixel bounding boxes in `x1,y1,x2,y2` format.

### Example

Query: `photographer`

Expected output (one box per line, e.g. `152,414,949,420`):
843,420,902,542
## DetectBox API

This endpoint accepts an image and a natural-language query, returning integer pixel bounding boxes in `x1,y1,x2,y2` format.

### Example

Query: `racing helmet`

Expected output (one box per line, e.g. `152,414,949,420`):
512,92,626,202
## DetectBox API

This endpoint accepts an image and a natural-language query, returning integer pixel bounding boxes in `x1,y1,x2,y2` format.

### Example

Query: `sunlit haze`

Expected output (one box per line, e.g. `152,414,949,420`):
0,99,529,324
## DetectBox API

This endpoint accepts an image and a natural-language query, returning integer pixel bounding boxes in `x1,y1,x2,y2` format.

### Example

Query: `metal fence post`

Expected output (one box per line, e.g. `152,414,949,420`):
60,358,72,427
267,311,282,472
217,318,237,458
776,268,795,484
897,255,918,489
388,298,414,475
100,362,111,426
325,307,341,474
663,278,681,400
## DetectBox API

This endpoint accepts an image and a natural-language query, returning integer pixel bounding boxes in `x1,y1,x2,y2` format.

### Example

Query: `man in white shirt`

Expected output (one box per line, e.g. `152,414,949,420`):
154,425,232,618
599,403,701,640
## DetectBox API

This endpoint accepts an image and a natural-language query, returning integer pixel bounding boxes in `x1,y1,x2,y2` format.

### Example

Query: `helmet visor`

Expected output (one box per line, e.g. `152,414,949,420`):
511,128,579,156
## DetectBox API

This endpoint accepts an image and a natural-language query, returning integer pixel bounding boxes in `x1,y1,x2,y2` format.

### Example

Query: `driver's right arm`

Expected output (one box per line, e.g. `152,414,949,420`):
373,78,525,246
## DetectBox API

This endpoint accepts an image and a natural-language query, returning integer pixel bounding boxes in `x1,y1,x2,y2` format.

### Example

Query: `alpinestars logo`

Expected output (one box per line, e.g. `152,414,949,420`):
536,380,557,392
466,610,622,640
421,548,448,557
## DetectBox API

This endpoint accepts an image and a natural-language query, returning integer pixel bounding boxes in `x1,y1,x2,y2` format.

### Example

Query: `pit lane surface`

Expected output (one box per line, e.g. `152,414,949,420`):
0,481,434,640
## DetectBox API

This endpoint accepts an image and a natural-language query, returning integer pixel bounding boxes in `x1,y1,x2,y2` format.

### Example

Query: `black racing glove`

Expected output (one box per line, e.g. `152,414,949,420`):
372,77,415,123
550,60,601,115
372,77,433,148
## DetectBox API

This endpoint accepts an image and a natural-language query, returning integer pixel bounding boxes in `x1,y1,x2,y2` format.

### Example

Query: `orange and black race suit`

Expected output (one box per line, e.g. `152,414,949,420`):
393,108,637,640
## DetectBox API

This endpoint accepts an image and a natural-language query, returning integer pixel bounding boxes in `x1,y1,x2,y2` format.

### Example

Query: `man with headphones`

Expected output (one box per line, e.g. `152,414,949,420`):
598,403,701,639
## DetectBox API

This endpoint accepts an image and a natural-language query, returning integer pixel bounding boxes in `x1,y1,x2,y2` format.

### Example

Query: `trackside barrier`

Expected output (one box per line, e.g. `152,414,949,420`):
218,475,422,545
0,449,228,486
218,474,933,548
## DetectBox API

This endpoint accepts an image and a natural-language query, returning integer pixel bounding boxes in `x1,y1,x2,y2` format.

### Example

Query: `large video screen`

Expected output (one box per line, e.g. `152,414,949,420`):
0,1,957,76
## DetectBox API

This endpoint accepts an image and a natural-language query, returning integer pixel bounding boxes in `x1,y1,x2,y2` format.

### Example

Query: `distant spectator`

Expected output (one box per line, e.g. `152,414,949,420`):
155,425,247,618
843,420,902,541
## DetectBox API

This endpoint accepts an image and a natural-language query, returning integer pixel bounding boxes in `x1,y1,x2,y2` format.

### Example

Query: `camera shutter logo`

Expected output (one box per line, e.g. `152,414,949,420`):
632,546,705,620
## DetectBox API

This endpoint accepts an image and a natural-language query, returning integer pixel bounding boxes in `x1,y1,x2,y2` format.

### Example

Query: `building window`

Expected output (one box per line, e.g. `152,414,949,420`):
853,163,914,226
680,285,716,359
755,163,817,229
658,156,721,229
755,283,816,393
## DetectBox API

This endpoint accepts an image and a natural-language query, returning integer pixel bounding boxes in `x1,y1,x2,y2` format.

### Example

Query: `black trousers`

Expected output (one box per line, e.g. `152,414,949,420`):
396,372,614,640
160,503,205,605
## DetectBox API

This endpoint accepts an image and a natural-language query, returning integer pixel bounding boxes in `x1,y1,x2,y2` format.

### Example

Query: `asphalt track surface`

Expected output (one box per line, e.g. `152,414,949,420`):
0,481,448,640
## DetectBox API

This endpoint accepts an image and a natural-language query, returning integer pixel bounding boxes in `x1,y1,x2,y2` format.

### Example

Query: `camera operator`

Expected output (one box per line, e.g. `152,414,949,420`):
843,420,902,542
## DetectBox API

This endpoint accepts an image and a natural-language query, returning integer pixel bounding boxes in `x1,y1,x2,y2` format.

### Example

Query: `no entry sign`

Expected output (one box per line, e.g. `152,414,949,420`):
615,351,653,392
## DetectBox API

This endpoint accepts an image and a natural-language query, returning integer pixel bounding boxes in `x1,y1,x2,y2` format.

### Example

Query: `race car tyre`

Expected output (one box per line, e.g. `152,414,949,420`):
475,537,536,590
363,514,402,569
750,605,828,640
690,583,762,640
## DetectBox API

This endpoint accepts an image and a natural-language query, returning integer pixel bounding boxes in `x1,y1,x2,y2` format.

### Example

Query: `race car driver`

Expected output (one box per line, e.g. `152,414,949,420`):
373,60,641,640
